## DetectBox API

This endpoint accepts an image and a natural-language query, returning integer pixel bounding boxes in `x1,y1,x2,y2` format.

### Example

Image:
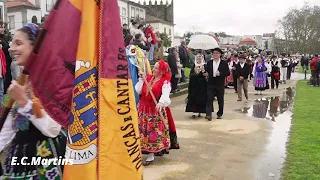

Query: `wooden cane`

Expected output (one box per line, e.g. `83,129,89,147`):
138,68,168,129
0,70,28,131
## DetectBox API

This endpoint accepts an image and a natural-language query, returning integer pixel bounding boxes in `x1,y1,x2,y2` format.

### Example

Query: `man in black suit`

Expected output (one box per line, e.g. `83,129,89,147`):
235,54,250,101
204,47,230,120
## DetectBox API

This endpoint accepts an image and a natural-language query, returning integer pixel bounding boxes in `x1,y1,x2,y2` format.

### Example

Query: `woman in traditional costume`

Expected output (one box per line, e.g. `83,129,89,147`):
0,23,67,179
135,60,179,166
253,56,270,95
186,53,210,118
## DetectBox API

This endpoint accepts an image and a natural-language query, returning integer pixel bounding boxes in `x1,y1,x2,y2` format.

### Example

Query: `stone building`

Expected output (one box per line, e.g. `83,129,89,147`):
6,0,56,32
0,0,4,22
142,0,174,46
118,0,146,25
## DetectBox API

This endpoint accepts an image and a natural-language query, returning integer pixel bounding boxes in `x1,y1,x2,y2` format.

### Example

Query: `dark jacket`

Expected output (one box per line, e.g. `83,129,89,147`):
271,60,280,73
205,59,230,86
122,29,130,38
300,56,309,66
235,63,250,79
167,54,178,75
179,46,188,67
132,40,150,51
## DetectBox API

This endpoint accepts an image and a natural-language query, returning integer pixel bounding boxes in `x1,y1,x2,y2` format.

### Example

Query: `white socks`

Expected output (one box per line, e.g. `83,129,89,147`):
146,153,154,162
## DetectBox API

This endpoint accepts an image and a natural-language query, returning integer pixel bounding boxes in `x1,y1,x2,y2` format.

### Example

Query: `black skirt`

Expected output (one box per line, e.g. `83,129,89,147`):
186,72,209,113
0,124,67,179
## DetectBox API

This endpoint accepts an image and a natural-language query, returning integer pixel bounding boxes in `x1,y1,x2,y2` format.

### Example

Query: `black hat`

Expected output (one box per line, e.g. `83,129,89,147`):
131,19,138,25
239,54,246,59
210,47,224,54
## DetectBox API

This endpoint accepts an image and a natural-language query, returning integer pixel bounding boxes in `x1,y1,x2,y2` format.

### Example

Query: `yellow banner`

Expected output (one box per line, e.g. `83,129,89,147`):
64,0,142,179
64,0,99,179
97,0,143,179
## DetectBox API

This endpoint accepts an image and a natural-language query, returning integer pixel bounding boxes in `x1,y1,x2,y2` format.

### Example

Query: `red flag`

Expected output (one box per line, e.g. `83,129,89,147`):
24,0,81,127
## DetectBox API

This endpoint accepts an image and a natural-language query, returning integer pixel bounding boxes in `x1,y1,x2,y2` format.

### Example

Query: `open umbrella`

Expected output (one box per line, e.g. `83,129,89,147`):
188,34,219,50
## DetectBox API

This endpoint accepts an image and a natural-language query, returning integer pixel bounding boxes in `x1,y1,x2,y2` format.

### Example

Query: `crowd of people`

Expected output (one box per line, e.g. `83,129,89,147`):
0,18,318,178
184,50,307,120
123,20,164,63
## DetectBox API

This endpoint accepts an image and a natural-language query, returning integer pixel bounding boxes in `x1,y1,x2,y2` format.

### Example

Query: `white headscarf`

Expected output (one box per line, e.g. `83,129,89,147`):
195,54,205,67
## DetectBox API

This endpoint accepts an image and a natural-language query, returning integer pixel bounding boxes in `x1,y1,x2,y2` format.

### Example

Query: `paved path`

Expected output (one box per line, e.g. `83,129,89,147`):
143,73,304,180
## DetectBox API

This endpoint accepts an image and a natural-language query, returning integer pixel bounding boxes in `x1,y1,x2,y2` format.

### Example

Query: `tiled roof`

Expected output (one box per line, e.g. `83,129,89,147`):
7,0,38,8
239,38,257,45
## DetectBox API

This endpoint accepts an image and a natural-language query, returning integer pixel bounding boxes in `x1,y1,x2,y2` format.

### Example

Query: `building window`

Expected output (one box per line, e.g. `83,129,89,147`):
164,27,167,34
139,9,143,20
122,7,126,16
46,0,57,11
0,6,2,22
9,16,15,29
31,16,38,24
122,18,127,25
169,29,171,35
135,8,139,18
131,7,135,18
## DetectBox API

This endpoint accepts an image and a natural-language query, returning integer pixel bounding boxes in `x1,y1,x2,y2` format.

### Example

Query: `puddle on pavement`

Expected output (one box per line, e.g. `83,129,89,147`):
235,87,295,122
235,87,295,180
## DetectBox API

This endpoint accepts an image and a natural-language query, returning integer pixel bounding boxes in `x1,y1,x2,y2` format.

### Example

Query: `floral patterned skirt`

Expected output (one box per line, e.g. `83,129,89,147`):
0,128,67,180
138,105,170,154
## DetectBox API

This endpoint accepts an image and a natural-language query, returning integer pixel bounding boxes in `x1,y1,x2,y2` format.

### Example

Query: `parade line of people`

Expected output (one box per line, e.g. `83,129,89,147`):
0,19,316,179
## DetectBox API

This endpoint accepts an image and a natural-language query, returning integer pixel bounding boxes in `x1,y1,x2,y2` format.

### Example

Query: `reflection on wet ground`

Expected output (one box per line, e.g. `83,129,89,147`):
235,87,295,180
235,87,295,122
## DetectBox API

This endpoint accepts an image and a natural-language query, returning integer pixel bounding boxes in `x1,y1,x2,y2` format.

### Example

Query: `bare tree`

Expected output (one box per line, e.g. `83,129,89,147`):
279,3,320,54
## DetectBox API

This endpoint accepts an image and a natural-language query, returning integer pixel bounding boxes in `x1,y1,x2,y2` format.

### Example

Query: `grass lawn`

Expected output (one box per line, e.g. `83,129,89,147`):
298,65,311,74
282,80,320,180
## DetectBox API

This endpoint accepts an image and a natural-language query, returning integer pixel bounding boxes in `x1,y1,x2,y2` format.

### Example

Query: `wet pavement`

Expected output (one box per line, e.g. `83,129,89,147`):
235,87,295,180
143,73,303,180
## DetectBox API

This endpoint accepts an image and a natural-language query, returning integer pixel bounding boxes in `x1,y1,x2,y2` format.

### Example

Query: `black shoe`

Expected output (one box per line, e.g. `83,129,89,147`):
217,116,222,119
206,116,212,121
192,115,196,119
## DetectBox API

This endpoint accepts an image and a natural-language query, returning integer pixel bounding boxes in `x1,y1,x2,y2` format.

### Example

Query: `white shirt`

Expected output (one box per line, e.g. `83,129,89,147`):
228,60,239,70
0,100,62,152
240,63,245,68
212,59,221,77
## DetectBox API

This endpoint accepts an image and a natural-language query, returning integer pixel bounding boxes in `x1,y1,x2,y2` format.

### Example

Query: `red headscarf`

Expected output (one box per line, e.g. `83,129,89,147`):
157,60,171,81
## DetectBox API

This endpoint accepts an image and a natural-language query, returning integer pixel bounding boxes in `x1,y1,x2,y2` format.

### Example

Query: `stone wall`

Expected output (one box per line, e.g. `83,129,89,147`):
142,0,173,23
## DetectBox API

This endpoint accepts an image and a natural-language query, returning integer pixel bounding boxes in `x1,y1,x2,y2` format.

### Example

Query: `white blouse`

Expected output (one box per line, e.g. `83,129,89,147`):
135,78,172,107
0,100,62,152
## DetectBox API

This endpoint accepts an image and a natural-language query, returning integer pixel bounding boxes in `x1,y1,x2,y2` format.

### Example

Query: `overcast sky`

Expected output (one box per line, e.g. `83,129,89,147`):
133,0,320,36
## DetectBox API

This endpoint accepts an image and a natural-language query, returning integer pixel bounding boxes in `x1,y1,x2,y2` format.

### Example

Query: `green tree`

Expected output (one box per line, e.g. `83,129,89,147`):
279,3,320,53
183,31,194,44
159,33,172,48
214,31,230,38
